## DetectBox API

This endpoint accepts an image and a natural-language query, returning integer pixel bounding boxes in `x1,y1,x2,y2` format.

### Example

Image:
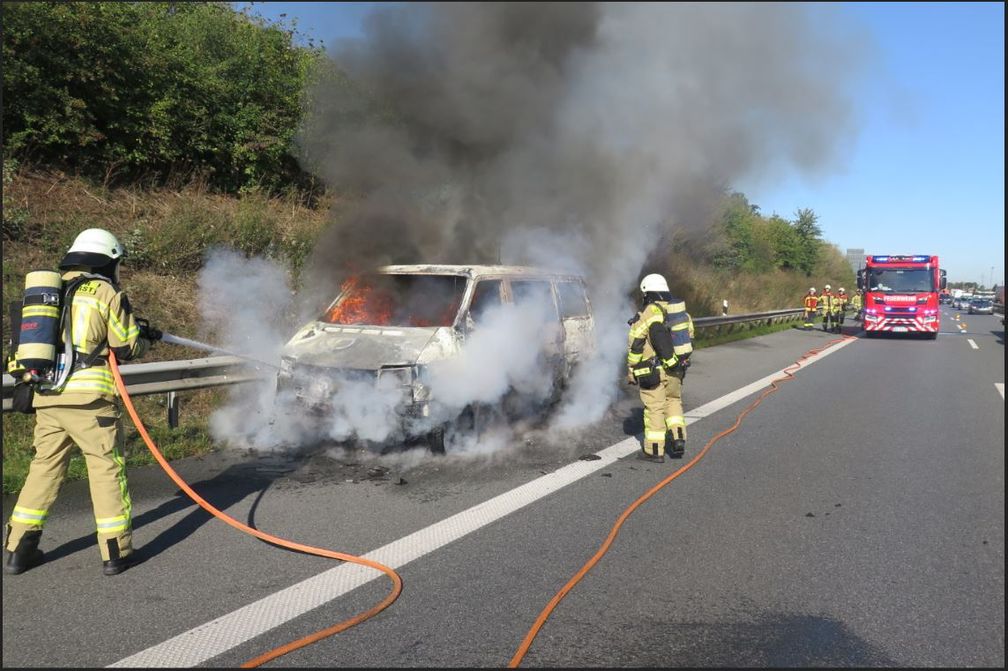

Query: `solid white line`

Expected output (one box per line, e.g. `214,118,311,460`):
967,338,979,349
996,383,1004,400
110,337,857,668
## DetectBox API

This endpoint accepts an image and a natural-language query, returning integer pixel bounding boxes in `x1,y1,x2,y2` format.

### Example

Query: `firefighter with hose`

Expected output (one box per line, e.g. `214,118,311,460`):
626,273,694,463
4,228,161,576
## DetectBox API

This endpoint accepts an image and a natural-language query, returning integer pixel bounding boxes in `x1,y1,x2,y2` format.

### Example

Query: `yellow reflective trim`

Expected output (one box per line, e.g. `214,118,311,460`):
645,430,666,440
627,352,644,363
62,381,116,394
11,506,48,525
670,322,690,331
665,416,686,428
632,367,652,376
21,306,60,318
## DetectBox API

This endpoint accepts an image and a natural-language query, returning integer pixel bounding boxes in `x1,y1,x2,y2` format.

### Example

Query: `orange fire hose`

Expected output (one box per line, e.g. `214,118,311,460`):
508,334,856,667
108,352,403,668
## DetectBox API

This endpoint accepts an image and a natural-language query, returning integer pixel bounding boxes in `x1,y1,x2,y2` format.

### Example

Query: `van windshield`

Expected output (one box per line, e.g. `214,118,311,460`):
321,274,467,327
867,268,934,293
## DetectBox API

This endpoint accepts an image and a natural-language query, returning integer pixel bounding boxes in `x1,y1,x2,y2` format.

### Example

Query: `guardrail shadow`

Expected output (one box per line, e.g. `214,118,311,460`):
40,463,285,566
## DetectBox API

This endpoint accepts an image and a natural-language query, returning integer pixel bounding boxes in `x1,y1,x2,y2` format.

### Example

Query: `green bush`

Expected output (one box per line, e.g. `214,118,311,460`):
3,2,326,196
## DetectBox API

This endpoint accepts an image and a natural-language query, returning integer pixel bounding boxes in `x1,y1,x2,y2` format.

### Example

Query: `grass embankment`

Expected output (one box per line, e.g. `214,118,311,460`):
2,169,329,493
2,169,850,494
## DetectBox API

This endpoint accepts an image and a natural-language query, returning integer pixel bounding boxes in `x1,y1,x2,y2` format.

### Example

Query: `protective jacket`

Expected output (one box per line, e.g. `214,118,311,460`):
818,291,839,314
850,293,863,310
33,271,146,408
627,301,694,374
837,291,849,310
803,294,819,311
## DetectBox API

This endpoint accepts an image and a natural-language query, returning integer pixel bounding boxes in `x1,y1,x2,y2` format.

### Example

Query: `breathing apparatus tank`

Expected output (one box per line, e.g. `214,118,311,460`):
663,299,693,360
13,270,64,381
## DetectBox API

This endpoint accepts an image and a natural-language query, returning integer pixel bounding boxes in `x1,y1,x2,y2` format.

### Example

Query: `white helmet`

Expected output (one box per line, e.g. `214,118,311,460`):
839,287,845,292
824,283,831,290
639,273,670,293
809,287,816,293
60,228,126,275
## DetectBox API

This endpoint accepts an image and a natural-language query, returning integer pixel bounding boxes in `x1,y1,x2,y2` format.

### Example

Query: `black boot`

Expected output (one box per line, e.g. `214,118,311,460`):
4,528,44,575
102,539,134,576
668,429,686,459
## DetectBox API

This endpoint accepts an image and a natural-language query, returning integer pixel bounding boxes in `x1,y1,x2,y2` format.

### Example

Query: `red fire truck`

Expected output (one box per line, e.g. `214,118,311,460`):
857,255,947,339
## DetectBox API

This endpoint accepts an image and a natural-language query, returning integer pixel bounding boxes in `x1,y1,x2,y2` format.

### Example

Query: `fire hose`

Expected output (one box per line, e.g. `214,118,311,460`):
111,329,851,665
507,334,857,667
108,350,403,667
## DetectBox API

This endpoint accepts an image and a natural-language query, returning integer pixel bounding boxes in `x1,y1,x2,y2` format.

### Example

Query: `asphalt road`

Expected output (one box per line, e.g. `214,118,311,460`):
2,310,1003,668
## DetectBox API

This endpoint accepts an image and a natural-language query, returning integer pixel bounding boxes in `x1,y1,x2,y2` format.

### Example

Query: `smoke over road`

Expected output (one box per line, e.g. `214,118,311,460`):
204,3,872,455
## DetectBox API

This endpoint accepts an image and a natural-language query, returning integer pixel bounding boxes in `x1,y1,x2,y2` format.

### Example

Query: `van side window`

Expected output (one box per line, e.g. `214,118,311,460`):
469,280,503,324
556,281,589,319
511,280,558,320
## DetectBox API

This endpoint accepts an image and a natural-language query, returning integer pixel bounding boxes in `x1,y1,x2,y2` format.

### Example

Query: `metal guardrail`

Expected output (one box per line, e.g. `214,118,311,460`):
2,356,273,420
0,307,806,422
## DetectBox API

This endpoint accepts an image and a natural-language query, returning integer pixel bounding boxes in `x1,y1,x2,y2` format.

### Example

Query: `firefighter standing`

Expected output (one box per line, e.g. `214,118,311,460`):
819,284,839,333
4,228,160,576
836,287,849,329
626,273,693,463
803,288,818,329
851,288,864,321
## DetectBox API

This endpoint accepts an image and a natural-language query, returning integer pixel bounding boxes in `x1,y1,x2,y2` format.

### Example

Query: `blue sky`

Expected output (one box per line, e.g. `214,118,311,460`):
237,2,1004,287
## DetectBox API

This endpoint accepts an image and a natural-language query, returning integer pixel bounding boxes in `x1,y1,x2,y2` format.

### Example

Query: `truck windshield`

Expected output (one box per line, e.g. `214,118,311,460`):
321,274,467,327
867,268,934,293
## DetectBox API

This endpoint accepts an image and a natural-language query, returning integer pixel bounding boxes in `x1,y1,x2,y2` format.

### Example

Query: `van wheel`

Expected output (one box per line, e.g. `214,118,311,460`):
428,405,484,455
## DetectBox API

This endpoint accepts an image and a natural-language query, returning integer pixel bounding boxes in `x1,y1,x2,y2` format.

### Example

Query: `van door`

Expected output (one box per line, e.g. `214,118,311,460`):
508,279,565,385
555,279,595,364
465,278,504,333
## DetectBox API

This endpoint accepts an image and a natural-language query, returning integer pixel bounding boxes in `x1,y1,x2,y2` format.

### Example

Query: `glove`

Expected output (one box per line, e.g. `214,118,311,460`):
626,370,637,386
135,317,163,342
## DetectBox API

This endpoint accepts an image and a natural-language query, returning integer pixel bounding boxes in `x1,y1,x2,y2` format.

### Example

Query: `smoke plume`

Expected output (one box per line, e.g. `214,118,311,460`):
204,3,871,454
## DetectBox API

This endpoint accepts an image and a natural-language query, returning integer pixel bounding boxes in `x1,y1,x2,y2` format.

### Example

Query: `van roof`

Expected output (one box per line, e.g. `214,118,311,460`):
378,264,585,281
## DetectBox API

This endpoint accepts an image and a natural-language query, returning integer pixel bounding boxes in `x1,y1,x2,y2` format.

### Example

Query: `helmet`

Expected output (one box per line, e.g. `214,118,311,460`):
639,273,669,293
59,228,126,275
839,287,845,292
824,283,831,290
809,287,816,293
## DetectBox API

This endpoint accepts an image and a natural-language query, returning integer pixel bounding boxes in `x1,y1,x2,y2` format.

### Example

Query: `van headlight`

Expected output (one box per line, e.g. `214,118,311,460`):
378,366,413,388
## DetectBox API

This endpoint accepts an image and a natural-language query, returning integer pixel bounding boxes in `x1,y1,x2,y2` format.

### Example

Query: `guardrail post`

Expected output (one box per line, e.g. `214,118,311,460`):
167,391,179,429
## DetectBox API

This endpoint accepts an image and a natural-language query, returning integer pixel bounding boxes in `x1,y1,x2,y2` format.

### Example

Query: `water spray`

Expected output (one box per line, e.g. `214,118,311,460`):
160,332,279,369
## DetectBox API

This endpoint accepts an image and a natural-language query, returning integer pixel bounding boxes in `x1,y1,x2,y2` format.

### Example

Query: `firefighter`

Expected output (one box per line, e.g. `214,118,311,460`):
819,284,837,333
851,288,864,321
836,287,849,329
626,273,693,463
4,228,160,576
803,288,818,329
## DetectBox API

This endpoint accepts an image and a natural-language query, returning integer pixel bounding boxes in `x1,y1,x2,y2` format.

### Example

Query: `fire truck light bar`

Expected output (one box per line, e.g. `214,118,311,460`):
870,255,930,263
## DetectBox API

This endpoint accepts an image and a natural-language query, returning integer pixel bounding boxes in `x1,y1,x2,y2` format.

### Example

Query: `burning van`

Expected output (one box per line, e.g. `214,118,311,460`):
275,265,596,452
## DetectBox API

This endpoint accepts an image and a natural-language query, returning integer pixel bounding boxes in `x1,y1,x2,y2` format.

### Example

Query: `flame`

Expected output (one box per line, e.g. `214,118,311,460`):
324,277,394,325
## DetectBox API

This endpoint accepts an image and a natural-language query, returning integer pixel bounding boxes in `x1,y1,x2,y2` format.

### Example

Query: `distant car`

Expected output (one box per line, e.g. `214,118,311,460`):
968,298,994,315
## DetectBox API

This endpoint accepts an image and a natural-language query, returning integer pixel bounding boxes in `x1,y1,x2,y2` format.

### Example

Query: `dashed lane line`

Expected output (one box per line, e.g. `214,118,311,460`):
109,336,858,668
996,383,1004,400
967,338,979,350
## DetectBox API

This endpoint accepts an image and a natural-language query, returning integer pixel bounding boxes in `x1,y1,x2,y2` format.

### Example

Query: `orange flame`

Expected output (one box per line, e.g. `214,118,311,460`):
324,277,394,325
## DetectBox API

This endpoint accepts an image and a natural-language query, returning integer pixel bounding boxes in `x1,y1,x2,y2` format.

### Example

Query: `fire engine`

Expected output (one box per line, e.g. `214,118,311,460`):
857,255,946,338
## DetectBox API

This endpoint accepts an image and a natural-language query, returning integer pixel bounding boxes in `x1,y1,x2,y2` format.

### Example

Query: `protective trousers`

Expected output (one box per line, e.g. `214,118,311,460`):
639,369,686,457
5,400,133,562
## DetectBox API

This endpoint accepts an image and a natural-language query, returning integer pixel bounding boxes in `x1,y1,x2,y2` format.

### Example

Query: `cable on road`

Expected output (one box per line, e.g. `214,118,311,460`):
508,334,857,667
108,352,403,668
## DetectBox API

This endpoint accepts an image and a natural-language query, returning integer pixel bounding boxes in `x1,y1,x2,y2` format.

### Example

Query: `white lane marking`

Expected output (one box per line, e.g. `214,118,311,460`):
110,337,857,668
967,338,979,350
996,383,1004,400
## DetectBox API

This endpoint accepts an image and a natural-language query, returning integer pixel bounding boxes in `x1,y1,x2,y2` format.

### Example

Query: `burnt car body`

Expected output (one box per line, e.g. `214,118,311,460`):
275,265,596,450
